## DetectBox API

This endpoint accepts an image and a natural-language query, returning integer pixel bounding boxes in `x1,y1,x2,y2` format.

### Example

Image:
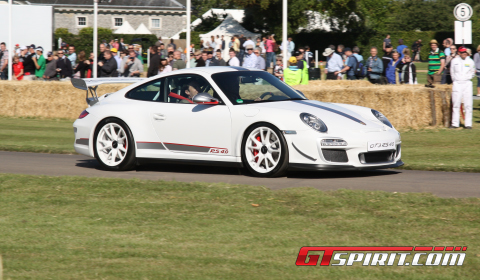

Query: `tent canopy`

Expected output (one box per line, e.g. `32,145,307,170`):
200,14,259,39
114,21,136,34
135,23,152,34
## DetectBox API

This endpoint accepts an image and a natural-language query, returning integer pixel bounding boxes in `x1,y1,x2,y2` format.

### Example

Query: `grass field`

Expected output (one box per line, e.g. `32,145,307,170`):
1,100,479,172
0,174,479,279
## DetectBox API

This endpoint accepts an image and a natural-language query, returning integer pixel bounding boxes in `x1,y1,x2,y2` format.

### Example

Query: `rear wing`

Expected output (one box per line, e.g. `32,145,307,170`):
71,78,146,106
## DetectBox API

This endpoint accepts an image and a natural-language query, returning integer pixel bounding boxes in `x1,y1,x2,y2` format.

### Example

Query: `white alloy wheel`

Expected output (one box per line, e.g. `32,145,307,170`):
245,127,282,174
96,123,129,167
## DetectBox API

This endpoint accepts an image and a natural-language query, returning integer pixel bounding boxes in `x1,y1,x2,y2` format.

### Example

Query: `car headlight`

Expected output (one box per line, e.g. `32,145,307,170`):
371,109,393,128
300,113,327,132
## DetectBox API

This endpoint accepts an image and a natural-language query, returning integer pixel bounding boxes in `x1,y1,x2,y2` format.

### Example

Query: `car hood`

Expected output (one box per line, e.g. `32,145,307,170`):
243,100,387,131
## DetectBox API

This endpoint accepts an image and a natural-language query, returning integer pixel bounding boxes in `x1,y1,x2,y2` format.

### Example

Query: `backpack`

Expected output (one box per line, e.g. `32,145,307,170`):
353,56,366,78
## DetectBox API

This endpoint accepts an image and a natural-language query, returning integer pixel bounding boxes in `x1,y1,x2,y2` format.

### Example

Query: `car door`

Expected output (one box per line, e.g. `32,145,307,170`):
149,74,233,158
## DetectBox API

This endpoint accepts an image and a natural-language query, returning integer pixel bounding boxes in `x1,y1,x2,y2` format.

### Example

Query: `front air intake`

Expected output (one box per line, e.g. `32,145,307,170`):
322,149,348,163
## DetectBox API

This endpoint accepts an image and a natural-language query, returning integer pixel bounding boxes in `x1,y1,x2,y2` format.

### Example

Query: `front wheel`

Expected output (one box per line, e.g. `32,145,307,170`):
93,118,136,171
241,123,289,177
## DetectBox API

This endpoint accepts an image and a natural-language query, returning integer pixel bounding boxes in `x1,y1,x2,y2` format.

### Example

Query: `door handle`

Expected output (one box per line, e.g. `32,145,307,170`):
153,113,166,121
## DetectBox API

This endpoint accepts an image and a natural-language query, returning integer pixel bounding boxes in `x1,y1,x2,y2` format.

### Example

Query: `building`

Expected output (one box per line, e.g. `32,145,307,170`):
11,0,187,38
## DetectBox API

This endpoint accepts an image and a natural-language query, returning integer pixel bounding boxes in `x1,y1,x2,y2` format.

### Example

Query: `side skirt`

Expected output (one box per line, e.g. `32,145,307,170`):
137,157,244,168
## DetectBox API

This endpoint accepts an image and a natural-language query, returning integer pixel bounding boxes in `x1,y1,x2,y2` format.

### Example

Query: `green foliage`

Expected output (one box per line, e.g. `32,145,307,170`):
229,0,318,35
179,31,203,50
53,28,158,55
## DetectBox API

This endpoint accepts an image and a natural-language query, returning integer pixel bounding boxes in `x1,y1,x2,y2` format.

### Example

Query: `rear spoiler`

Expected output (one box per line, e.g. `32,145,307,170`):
71,78,146,106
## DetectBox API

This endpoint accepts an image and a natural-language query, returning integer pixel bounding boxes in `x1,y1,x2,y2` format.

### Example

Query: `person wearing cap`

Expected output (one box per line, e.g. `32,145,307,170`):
242,47,257,68
323,47,343,80
22,44,37,80
33,47,46,80
336,47,357,80
294,50,309,84
283,56,302,86
450,46,475,129
426,39,445,87
110,48,122,76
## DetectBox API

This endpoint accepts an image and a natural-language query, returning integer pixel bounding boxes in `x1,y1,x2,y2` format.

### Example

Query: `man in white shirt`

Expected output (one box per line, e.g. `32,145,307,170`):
227,50,240,66
450,46,475,129
323,47,343,80
242,48,257,68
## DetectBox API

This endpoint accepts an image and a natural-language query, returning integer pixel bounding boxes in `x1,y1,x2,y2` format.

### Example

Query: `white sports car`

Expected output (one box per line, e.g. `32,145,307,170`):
72,66,403,177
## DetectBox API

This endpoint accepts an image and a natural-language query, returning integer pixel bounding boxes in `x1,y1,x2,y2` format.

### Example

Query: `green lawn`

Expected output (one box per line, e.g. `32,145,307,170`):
0,174,479,279
1,101,480,172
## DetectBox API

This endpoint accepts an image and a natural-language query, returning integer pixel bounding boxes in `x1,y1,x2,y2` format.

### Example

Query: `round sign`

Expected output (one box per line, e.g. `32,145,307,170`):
454,3,473,21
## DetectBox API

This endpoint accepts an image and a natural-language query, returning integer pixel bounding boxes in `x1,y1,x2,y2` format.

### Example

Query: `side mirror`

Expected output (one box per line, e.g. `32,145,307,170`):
192,93,219,105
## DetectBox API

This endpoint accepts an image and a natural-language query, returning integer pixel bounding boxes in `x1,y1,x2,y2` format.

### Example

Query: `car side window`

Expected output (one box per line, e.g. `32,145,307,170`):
126,78,165,102
165,74,225,104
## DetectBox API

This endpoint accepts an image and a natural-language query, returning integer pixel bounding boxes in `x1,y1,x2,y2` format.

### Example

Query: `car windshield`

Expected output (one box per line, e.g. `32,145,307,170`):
211,71,307,105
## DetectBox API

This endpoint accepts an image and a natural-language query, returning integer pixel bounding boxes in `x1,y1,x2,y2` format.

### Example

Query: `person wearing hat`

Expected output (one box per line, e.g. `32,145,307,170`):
450,46,475,129
33,47,46,80
336,47,357,80
323,47,343,80
293,50,308,84
22,44,37,80
110,48,122,76
426,39,445,87
242,47,257,68
284,56,302,86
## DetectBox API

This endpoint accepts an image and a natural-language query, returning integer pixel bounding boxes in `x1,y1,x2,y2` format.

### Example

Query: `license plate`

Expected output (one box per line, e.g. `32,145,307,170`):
367,140,396,151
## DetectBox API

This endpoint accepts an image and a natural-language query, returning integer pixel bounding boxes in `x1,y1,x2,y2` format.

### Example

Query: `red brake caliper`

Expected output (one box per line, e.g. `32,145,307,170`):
253,134,261,162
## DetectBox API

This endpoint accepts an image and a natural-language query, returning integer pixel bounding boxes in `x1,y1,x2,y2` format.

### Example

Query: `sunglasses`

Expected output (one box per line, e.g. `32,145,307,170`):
254,52,259,54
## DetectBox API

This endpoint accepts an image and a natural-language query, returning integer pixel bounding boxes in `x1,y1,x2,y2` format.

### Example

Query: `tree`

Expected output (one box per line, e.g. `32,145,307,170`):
231,0,318,35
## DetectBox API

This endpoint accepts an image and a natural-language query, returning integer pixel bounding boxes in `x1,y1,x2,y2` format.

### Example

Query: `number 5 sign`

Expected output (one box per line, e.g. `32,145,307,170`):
454,3,473,21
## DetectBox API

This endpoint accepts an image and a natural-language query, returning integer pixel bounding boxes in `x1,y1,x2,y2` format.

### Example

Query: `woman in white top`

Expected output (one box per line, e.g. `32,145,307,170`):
158,58,172,74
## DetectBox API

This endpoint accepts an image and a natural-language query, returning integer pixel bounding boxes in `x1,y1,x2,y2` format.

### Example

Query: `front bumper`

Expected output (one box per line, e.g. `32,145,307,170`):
288,160,404,171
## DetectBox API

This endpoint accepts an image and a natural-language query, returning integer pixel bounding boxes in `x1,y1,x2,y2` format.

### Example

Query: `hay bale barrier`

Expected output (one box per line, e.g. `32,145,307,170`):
292,81,452,129
0,81,126,119
0,80,451,129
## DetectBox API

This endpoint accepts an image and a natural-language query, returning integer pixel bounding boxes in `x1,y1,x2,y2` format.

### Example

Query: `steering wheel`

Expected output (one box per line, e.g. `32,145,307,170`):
259,92,274,100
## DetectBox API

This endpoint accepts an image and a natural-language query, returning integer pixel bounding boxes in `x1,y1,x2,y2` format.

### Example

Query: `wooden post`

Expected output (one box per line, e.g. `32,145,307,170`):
441,91,450,127
430,90,437,126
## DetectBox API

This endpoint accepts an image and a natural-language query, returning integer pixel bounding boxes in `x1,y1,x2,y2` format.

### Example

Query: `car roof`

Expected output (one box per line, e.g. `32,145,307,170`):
168,66,262,75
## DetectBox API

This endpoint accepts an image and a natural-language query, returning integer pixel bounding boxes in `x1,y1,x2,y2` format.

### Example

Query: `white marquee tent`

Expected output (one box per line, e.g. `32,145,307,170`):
200,14,260,60
114,21,136,34
135,23,152,35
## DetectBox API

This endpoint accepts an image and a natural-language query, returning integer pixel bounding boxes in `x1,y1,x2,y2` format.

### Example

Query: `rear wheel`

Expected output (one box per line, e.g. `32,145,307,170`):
241,123,289,177
93,118,136,171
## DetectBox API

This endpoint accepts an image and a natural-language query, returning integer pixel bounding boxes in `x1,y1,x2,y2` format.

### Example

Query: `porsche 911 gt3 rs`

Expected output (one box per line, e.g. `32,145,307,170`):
72,66,403,177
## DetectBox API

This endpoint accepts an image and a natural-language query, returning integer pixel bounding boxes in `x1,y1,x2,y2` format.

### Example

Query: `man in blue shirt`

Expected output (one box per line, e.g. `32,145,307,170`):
397,39,407,59
352,46,364,63
242,48,257,68
336,48,357,80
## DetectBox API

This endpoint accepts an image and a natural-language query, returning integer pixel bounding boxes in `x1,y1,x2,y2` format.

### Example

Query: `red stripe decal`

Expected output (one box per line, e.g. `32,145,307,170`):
445,247,454,251
414,247,433,251
455,247,461,251
434,247,444,251
463,247,468,251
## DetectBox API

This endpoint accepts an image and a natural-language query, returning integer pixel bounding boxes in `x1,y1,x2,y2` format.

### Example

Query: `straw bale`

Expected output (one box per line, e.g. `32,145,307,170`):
0,80,451,129
0,81,126,119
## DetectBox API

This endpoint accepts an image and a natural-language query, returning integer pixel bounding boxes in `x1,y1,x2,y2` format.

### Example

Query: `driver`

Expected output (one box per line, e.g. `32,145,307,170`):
181,81,201,103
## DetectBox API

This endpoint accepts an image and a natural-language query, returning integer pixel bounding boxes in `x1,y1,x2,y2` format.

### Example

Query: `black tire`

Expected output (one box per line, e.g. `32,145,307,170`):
93,118,136,171
241,122,289,177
